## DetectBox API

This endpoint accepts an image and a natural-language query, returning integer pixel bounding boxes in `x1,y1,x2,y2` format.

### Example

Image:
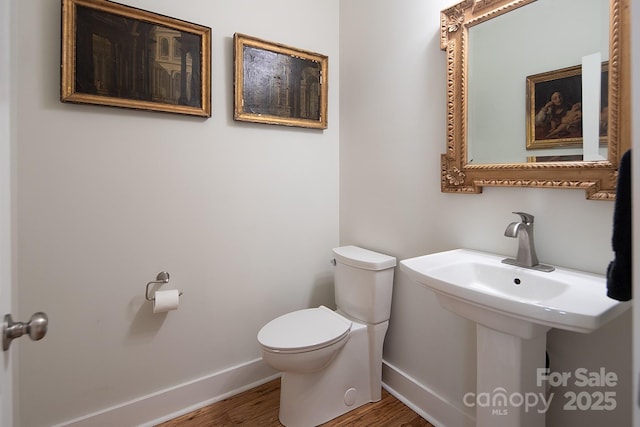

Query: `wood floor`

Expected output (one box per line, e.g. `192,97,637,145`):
156,378,435,427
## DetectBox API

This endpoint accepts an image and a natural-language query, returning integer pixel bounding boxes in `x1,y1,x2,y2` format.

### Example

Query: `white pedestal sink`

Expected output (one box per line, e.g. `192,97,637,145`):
400,249,630,427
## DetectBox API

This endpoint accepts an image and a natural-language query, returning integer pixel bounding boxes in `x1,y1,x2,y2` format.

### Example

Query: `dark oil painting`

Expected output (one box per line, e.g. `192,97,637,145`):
61,0,211,117
75,5,202,107
242,46,322,121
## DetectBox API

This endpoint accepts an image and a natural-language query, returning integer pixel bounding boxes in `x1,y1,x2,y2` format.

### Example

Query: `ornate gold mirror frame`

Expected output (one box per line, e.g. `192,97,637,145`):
440,0,630,200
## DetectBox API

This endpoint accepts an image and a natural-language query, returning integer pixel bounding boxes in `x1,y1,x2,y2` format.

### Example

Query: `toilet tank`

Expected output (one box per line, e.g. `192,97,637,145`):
332,246,396,324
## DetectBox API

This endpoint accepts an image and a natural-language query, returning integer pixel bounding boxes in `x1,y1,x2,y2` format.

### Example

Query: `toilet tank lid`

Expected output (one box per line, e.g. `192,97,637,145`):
332,246,396,271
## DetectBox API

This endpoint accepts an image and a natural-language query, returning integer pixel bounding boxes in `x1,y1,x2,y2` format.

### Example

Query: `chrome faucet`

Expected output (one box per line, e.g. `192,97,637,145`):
502,212,554,272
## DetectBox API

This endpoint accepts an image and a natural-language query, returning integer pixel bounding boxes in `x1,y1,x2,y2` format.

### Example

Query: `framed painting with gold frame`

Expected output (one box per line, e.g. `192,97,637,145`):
233,33,328,129
526,63,608,149
61,0,211,117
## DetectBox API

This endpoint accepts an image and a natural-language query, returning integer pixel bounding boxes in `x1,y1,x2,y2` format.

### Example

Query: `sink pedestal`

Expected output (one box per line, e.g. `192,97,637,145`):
475,325,548,427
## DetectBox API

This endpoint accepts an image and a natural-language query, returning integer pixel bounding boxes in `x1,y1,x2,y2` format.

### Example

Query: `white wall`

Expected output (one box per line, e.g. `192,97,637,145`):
12,1,339,426
340,0,632,426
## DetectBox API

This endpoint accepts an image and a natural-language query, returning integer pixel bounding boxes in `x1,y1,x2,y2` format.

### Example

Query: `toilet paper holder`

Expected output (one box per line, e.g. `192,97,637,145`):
145,271,183,301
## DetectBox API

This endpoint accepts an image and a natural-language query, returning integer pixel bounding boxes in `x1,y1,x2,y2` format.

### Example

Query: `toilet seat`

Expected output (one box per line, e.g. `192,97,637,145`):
258,306,351,354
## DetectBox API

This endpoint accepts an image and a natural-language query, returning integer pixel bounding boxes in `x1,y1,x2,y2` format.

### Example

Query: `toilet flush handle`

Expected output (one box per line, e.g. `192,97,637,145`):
329,258,336,266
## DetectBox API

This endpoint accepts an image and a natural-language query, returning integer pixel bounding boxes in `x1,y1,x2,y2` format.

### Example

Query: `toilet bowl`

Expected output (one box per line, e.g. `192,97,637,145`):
257,246,396,427
258,306,351,374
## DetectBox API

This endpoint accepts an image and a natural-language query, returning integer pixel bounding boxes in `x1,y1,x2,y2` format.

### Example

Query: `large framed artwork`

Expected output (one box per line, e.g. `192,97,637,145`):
61,0,211,117
234,33,328,129
526,62,608,149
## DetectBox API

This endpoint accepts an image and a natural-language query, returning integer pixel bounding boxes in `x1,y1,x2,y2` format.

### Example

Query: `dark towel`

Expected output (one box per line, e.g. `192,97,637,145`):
607,149,632,301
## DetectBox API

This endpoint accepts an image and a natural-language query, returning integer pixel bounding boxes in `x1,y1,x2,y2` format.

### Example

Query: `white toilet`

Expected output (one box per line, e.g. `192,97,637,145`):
257,245,396,427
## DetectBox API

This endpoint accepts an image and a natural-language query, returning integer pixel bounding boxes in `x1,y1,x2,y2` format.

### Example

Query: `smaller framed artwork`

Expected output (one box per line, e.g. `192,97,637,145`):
61,0,211,117
234,33,328,129
526,62,608,149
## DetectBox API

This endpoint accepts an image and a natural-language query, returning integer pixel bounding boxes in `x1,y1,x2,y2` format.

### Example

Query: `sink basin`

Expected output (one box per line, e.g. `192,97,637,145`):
400,249,630,337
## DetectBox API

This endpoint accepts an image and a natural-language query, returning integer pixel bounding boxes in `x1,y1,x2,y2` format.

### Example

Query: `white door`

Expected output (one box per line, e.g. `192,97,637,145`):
0,5,50,423
1,0,13,424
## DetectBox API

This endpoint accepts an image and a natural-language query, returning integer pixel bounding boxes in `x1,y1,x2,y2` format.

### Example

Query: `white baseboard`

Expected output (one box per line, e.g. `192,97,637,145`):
382,360,475,427
54,358,279,427
54,358,472,427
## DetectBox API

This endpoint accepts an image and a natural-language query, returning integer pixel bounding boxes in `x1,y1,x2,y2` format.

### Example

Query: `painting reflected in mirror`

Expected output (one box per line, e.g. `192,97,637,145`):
526,63,608,150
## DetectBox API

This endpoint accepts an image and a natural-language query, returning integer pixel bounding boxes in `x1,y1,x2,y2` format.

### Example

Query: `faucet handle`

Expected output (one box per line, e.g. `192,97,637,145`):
512,211,534,225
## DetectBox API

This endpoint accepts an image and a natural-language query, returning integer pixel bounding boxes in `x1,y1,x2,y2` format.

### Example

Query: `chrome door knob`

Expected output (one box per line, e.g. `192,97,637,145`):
2,312,48,351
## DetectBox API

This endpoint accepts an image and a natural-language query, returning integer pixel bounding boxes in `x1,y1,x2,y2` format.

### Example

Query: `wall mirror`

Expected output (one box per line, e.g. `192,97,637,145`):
440,0,630,200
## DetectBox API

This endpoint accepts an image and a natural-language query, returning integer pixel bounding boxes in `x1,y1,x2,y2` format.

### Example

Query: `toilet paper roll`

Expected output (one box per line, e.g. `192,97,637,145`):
153,289,180,313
